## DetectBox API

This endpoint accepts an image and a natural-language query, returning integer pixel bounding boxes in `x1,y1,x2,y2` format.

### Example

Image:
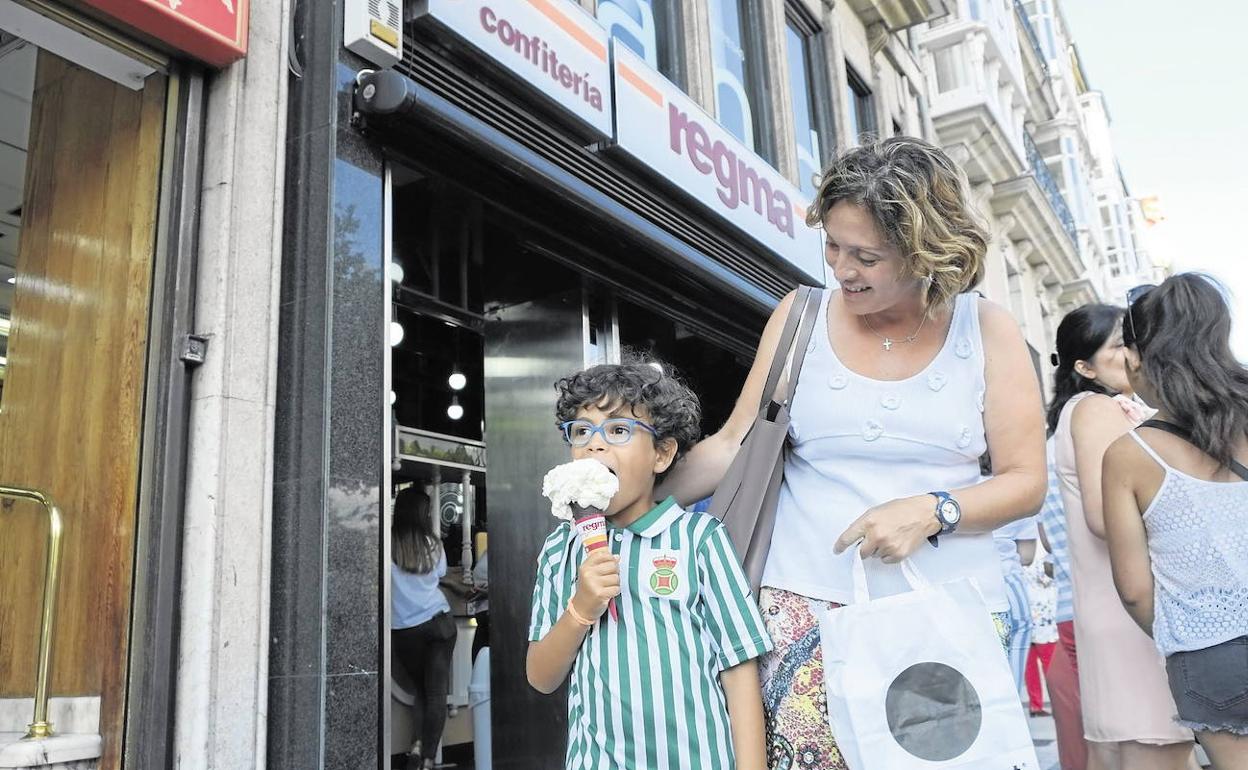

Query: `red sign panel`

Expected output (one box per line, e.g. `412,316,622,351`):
83,0,249,68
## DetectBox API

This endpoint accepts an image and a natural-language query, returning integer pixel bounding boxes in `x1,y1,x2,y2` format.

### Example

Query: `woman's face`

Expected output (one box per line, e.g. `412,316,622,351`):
1078,323,1132,395
822,201,921,314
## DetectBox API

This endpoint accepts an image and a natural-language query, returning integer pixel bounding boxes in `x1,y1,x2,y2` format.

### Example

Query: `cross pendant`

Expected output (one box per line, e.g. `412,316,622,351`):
882,338,893,351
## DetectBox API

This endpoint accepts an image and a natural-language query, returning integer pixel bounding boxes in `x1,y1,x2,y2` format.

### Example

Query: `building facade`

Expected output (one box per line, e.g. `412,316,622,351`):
0,1,1156,769
1080,87,1168,299
916,0,1152,401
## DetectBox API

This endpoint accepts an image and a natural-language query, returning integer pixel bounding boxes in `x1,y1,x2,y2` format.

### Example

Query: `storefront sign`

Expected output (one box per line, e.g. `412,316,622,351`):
611,44,826,284
415,0,614,139
82,0,248,67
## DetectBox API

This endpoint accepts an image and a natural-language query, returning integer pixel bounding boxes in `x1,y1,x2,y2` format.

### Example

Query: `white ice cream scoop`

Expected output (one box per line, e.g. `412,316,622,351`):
542,458,619,520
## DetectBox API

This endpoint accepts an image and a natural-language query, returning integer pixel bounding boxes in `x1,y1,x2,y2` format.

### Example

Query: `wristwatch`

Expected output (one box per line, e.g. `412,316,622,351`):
927,491,961,548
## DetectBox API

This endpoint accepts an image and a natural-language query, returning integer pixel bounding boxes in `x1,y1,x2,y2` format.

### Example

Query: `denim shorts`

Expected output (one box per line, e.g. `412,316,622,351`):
1165,635,1248,735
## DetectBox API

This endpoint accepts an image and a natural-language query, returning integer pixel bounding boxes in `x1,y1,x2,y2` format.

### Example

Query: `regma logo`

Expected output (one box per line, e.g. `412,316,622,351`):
668,104,795,238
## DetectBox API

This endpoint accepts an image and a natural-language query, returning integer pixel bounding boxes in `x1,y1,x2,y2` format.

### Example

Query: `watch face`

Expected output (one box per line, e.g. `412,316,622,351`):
940,500,961,524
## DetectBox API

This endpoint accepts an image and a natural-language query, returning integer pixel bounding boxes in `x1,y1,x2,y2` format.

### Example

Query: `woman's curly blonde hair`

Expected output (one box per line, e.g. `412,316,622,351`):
806,137,989,314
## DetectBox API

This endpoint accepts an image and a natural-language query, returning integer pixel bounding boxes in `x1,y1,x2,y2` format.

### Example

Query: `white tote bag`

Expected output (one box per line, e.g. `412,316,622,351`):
818,549,1039,770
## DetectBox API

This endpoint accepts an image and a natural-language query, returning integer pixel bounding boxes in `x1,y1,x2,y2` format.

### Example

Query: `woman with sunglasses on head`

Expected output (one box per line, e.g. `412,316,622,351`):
1048,302,1196,770
1102,274,1248,770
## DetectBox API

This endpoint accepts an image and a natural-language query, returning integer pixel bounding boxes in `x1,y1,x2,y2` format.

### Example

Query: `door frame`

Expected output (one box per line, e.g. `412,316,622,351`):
121,60,204,769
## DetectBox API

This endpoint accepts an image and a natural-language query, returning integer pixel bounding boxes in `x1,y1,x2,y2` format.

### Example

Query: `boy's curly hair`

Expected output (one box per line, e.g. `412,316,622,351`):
554,355,702,477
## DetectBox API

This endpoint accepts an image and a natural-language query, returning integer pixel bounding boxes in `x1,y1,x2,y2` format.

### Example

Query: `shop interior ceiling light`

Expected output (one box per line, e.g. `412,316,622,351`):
447,396,464,421
389,261,404,283
390,321,404,347
448,370,466,391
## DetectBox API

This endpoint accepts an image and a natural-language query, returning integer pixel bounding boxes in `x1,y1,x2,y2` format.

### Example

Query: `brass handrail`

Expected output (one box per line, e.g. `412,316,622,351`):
0,484,64,740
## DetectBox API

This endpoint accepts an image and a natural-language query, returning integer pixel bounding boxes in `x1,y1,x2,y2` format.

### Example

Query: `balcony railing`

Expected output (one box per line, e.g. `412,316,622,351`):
1014,0,1048,74
1025,131,1076,245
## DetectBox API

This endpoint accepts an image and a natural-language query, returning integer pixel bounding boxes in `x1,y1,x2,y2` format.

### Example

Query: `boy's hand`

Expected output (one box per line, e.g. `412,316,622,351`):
571,549,621,620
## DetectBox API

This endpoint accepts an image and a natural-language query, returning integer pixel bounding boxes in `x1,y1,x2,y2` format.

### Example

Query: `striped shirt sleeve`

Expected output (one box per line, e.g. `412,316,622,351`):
695,519,774,671
528,525,572,642
1037,460,1075,623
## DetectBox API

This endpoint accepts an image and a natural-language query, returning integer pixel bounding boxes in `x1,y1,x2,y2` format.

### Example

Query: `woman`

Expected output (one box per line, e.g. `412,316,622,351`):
1102,274,1248,770
660,137,1046,769
1048,304,1194,769
391,487,457,770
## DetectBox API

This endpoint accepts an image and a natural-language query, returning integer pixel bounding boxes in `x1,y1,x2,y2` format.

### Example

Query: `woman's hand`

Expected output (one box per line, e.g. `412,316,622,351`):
833,495,941,563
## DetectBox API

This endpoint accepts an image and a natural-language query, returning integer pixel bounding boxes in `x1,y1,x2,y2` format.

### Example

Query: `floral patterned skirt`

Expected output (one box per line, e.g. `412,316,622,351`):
758,587,1012,770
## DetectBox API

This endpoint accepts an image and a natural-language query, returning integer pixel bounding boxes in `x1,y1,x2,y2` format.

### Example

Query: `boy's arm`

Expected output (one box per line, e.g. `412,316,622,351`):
526,548,621,694
720,660,766,770
526,611,592,694
694,520,773,768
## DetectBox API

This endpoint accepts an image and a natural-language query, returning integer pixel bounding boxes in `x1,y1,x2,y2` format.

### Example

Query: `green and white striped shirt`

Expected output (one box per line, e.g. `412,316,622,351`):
529,497,773,770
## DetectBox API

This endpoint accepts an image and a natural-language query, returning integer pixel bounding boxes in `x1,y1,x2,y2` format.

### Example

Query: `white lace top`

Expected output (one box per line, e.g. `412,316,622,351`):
1128,431,1248,656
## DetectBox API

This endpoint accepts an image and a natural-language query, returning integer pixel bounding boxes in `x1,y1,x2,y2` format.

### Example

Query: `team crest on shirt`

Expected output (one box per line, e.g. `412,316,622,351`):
642,549,688,601
649,554,680,596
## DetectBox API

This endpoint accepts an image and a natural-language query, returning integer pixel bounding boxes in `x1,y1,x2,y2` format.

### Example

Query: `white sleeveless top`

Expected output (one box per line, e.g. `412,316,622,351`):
763,292,1008,611
1127,431,1248,656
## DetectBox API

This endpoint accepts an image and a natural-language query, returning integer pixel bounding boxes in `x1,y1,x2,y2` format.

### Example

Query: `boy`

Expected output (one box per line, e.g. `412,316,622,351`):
527,360,771,770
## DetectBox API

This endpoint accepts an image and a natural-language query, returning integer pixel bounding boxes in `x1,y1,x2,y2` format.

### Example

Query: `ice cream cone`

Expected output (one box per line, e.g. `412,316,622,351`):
573,505,618,622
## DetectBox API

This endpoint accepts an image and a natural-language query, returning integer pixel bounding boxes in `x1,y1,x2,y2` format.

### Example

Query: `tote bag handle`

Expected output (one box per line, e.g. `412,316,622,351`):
849,544,932,605
761,286,817,410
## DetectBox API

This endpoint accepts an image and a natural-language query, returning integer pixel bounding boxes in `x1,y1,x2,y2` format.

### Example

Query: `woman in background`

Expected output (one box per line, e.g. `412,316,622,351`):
1102,275,1248,770
392,488,457,770
1049,304,1193,769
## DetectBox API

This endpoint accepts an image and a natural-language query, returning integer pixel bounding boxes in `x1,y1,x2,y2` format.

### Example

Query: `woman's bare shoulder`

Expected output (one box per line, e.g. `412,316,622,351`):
1071,392,1119,418
1103,431,1146,477
1071,393,1132,435
973,295,1027,354
973,294,1012,323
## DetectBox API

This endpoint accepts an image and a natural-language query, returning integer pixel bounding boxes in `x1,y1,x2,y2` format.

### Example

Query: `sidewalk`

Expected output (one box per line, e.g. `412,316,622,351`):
1025,702,1212,770
1028,710,1061,770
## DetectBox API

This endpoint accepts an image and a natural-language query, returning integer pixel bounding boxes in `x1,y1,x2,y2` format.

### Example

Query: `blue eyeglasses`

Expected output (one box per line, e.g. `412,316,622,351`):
560,418,657,447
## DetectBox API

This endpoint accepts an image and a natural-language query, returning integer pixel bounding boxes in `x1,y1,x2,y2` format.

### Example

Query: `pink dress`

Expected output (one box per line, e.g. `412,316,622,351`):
1054,393,1191,744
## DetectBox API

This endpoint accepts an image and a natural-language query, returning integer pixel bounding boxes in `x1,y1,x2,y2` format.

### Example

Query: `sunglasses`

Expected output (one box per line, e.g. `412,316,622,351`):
1124,283,1156,346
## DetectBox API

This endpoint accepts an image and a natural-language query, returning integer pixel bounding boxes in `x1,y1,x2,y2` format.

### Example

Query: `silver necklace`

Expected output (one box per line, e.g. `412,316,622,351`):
862,313,926,351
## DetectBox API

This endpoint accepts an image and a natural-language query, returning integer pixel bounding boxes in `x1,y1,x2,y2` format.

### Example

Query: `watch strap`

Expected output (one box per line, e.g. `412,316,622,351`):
927,491,958,548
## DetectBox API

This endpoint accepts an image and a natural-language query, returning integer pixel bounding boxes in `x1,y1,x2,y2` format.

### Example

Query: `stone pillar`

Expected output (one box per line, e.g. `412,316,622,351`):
267,0,388,766
684,0,718,113
172,1,290,767
758,0,800,181
824,4,853,150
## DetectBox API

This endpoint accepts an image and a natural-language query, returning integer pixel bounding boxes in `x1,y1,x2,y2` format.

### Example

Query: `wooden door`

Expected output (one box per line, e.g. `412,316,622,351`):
0,50,165,770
